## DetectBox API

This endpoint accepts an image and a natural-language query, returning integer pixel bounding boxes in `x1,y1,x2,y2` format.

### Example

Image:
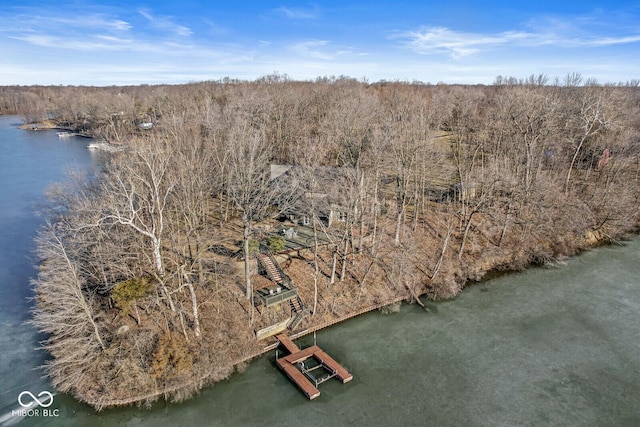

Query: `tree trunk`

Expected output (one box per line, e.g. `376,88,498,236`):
196,234,204,285
243,223,252,300
160,281,176,312
565,134,589,194
394,202,405,246
330,250,337,284
412,189,419,232
340,238,348,282
357,172,365,253
219,192,225,227
498,204,511,247
432,227,452,280
459,210,477,259
371,170,379,255
151,237,164,277
187,282,201,338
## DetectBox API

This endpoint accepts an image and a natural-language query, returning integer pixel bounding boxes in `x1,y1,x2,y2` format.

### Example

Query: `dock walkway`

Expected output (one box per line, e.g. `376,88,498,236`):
276,333,300,354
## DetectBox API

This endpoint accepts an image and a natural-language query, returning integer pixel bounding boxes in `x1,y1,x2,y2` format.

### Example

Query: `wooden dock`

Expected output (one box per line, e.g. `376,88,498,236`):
277,358,321,399
275,334,352,400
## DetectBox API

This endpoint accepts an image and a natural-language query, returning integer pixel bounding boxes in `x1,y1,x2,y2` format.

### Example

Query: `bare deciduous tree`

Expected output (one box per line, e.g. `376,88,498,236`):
31,224,105,394
224,110,298,300
563,86,616,194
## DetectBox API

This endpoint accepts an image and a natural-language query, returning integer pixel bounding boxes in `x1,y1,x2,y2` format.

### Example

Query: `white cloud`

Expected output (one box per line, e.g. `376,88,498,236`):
201,19,230,37
52,15,132,32
396,27,542,58
396,23,640,58
291,40,333,60
0,12,131,34
11,34,118,51
10,32,229,58
290,40,364,61
275,7,318,20
588,35,640,46
4,5,204,57
138,9,192,37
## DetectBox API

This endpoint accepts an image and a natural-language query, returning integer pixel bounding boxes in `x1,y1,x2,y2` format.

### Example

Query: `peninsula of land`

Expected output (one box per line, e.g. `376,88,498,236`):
2,76,638,409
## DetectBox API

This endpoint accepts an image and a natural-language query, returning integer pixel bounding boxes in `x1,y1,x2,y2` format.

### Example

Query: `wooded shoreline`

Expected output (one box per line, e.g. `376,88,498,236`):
3,76,638,409
82,226,627,409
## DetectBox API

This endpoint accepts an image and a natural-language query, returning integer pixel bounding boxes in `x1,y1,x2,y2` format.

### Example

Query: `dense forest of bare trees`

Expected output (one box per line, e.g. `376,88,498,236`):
4,74,639,409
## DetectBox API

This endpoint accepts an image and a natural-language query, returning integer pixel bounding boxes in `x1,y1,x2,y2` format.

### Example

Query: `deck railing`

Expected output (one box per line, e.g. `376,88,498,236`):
255,287,298,307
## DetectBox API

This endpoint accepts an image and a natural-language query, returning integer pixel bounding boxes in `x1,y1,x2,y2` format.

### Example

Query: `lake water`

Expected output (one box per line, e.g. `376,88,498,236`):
0,115,639,426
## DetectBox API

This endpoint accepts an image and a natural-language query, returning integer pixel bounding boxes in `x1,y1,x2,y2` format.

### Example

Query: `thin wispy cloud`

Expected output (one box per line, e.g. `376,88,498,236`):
592,35,640,46
3,7,135,53
10,32,240,61
138,9,193,37
275,6,319,20
289,40,359,60
5,6,199,55
50,15,132,32
0,12,131,33
396,27,532,58
396,16,640,58
291,40,333,60
10,34,132,51
10,33,193,54
201,19,230,37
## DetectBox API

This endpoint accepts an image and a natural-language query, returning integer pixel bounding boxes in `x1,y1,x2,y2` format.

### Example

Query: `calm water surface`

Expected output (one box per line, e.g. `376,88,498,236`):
0,116,639,426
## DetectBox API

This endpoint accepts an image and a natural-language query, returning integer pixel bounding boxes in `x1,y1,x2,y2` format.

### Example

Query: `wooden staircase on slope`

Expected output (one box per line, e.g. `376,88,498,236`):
287,295,309,330
260,253,283,284
255,252,309,331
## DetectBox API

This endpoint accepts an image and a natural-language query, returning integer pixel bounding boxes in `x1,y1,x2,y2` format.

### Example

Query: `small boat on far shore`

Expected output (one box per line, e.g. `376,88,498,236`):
57,131,78,138
87,142,125,152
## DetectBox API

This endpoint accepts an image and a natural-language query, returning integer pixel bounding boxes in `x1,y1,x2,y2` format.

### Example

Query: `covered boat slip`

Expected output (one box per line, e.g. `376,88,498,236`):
275,334,352,400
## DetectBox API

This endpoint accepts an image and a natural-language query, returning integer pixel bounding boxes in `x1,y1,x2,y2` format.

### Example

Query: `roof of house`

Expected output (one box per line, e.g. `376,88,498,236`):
270,164,354,216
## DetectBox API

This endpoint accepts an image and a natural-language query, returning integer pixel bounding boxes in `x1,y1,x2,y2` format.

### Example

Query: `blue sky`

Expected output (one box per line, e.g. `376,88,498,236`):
1,1,639,85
